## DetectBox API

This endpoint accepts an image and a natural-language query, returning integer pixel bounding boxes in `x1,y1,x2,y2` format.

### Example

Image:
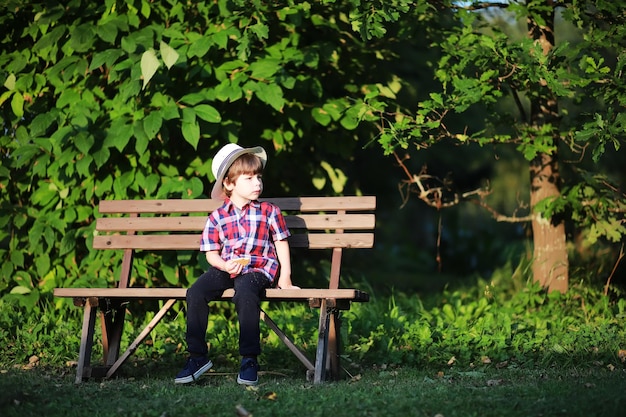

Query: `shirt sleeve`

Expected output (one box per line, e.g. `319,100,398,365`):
200,211,222,252
267,203,291,242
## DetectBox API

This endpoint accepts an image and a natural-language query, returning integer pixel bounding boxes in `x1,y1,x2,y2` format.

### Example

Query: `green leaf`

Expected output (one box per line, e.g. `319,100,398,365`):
249,58,280,79
90,49,124,70
69,23,96,52
143,111,163,138
57,89,80,109
134,122,150,155
30,112,57,137
12,145,41,168
254,83,284,112
10,286,31,295
322,102,344,120
113,169,136,196
182,122,200,149
93,147,111,168
35,253,51,277
180,92,208,106
4,73,16,90
194,104,221,123
0,90,13,107
96,19,120,43
187,35,213,58
340,114,359,130
141,48,161,89
38,268,58,292
162,266,179,285
31,182,58,206
10,250,24,267
105,118,133,152
312,107,331,126
11,92,24,118
249,22,269,40
214,80,242,102
74,132,95,154
160,41,179,69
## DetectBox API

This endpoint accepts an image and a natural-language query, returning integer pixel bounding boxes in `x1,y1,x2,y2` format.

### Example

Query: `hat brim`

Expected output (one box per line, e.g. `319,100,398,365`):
210,146,267,200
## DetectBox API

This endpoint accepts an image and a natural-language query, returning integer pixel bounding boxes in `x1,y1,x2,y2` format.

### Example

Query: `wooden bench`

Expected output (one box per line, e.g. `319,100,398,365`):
54,196,375,384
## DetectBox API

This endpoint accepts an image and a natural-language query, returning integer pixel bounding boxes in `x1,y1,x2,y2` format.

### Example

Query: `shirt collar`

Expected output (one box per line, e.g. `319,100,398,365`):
223,198,260,212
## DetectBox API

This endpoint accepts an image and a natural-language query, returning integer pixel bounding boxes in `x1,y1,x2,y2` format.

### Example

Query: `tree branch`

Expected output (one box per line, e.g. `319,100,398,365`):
393,151,532,222
604,244,624,296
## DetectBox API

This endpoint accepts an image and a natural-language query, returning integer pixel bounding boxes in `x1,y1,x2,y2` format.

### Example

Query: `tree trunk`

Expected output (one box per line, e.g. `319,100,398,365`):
529,152,569,293
527,1,569,293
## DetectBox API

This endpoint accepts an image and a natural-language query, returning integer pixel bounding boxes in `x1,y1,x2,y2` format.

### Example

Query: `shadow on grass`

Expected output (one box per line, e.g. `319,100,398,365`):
2,364,625,417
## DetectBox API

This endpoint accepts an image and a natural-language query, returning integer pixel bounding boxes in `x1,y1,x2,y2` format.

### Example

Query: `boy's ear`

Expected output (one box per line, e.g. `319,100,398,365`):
223,179,235,191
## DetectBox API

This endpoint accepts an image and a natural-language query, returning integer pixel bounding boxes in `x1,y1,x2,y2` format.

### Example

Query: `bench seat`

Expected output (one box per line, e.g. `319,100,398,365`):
54,287,370,302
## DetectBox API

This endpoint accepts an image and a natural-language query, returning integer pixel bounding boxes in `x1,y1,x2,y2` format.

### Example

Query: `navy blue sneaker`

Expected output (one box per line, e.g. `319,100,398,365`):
174,356,213,384
237,357,260,386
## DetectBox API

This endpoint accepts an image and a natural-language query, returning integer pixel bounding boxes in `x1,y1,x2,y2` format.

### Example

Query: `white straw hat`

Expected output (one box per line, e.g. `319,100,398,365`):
210,143,267,199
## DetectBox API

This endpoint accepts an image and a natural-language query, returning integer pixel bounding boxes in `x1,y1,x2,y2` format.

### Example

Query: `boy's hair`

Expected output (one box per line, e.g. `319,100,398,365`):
222,153,264,197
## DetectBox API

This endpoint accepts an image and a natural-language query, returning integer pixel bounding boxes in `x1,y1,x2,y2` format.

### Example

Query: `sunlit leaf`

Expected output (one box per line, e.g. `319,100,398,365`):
11,91,24,118
160,41,179,69
4,73,16,90
141,48,160,89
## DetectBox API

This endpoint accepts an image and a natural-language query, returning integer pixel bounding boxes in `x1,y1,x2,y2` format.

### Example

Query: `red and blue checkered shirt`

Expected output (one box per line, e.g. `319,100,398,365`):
200,199,290,282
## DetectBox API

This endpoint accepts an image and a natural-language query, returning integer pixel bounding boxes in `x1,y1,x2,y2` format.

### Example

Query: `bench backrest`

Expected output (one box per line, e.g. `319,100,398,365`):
94,196,376,290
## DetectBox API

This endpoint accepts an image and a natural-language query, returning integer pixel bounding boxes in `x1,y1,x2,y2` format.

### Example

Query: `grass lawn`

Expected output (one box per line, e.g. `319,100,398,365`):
1,363,625,417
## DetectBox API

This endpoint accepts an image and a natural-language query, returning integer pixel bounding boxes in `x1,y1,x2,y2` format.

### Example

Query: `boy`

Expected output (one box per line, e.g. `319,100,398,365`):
175,143,298,385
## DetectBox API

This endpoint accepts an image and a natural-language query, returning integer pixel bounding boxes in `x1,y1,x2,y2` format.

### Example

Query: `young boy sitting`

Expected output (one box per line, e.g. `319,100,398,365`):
175,143,298,385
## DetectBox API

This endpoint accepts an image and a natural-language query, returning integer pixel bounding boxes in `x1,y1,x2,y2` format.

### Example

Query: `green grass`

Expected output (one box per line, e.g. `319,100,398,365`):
2,268,626,417
1,364,625,417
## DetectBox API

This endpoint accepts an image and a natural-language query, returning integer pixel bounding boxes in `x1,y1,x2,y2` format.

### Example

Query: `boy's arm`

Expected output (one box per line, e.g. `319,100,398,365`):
275,239,299,289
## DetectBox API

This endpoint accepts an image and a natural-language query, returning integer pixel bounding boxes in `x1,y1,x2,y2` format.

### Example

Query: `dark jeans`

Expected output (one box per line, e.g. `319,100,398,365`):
185,267,270,357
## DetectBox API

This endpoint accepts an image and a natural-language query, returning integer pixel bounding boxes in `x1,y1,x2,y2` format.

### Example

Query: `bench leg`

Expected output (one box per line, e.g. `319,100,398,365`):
314,299,331,383
105,298,177,379
260,309,314,373
101,302,127,367
328,310,341,380
75,297,98,384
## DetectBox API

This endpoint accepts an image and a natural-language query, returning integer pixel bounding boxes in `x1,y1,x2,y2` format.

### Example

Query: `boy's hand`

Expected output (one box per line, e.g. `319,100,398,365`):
277,275,299,289
278,284,300,289
224,259,245,275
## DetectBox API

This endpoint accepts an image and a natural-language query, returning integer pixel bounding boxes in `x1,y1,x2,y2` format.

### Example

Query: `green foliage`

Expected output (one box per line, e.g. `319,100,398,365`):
0,0,405,312
345,276,626,369
347,1,626,246
536,171,626,245
2,266,624,375
2,0,625,319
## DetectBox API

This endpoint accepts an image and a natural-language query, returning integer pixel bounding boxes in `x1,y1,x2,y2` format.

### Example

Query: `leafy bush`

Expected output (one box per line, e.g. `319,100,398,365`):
2,265,625,377
345,275,626,370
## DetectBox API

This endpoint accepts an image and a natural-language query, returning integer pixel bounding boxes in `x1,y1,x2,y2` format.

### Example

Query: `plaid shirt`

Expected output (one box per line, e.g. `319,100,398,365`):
200,199,290,282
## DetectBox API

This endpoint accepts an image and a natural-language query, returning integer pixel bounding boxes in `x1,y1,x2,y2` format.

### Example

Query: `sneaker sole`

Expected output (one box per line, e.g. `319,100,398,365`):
236,375,259,386
174,360,213,384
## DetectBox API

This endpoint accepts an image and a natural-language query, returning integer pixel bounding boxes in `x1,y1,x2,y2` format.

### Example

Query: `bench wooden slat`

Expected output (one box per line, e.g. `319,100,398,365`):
53,287,369,302
96,214,375,232
92,233,375,250
98,196,376,214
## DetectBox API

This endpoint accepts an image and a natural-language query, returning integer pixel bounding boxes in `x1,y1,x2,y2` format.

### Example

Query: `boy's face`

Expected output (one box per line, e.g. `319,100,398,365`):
224,173,263,203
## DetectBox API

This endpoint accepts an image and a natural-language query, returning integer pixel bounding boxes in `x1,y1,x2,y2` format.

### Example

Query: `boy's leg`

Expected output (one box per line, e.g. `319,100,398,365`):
185,267,232,355
232,272,269,386
232,272,270,356
175,268,232,384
